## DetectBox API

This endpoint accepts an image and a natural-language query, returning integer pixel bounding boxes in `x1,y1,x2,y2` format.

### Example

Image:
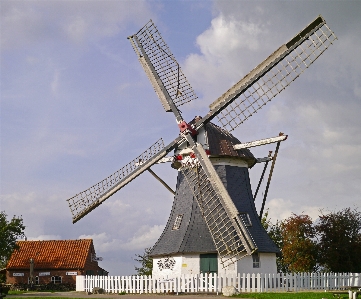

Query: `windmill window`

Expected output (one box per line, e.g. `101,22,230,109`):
172,215,183,230
252,253,260,268
51,276,62,284
239,213,252,227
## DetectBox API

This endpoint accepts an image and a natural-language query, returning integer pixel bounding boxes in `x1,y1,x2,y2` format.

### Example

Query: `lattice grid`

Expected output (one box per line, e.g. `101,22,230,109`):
67,138,165,219
180,162,249,267
135,20,197,107
217,23,337,131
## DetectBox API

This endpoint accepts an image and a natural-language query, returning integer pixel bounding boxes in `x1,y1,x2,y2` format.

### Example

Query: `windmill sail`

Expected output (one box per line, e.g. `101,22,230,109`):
200,15,337,131
66,17,337,274
129,20,197,111
67,138,179,223
180,143,257,266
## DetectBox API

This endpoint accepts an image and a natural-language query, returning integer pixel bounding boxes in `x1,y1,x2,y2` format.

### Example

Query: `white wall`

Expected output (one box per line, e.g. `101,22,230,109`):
181,254,200,276
237,253,277,274
152,256,182,279
152,254,202,279
152,254,203,279
152,252,277,279
218,258,237,276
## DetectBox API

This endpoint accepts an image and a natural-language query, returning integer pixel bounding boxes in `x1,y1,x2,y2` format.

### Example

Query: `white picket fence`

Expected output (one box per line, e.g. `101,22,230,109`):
76,272,360,294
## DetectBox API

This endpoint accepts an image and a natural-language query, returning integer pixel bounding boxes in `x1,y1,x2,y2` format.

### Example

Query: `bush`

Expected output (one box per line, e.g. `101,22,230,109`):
9,282,75,292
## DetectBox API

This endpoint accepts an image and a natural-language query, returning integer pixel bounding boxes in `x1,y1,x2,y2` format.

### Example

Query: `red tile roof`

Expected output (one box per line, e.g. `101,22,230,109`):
6,239,94,270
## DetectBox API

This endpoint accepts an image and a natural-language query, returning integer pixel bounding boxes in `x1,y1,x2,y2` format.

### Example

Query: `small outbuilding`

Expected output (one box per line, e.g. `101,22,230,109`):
6,239,107,285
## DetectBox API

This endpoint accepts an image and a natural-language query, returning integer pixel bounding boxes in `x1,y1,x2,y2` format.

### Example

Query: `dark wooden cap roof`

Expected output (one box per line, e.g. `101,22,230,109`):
196,119,257,168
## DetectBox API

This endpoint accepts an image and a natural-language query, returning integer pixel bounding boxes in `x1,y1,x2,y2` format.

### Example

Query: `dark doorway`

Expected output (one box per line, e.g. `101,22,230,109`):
200,253,218,274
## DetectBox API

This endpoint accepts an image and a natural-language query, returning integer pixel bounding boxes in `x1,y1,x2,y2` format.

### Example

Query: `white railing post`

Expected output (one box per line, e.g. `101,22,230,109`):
76,275,85,291
74,272,361,294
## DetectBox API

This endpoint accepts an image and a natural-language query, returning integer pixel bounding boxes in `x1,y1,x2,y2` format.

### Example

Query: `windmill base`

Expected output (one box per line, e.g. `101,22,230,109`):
152,252,277,279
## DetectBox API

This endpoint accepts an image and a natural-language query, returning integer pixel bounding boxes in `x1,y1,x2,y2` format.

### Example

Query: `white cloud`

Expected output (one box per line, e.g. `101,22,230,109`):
266,198,322,223
79,225,164,253
64,16,87,43
28,234,62,241
2,0,360,276
1,1,154,50
119,225,164,251
103,200,130,216
183,13,266,105
51,70,61,95
354,83,361,99
1,4,42,49
266,198,294,221
196,14,262,59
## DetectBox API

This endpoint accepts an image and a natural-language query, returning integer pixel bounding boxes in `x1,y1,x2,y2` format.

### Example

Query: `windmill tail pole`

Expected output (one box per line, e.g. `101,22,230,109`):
254,151,273,201
259,141,281,219
147,168,176,195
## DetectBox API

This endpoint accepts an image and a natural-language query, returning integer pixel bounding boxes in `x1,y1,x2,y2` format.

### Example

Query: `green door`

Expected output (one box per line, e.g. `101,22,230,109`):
200,253,218,274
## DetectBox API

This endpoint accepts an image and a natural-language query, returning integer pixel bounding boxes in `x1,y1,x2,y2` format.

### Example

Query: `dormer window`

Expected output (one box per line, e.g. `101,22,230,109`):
172,215,183,230
239,212,252,227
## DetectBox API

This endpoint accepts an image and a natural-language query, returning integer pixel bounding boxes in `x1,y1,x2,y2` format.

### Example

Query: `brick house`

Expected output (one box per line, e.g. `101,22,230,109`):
6,239,108,285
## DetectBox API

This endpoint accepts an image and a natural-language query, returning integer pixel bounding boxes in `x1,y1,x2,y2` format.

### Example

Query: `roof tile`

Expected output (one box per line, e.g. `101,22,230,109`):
6,239,93,270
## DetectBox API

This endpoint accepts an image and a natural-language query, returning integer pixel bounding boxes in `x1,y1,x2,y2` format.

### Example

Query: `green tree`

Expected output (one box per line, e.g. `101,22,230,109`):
0,211,25,281
134,247,153,276
316,207,361,272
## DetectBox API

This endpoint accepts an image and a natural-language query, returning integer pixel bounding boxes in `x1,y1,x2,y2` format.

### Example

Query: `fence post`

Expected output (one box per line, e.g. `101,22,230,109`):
76,275,85,291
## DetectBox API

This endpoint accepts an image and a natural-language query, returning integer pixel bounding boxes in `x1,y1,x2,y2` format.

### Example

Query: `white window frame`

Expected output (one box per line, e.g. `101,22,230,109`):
172,214,183,230
51,276,62,284
252,253,260,268
239,212,252,227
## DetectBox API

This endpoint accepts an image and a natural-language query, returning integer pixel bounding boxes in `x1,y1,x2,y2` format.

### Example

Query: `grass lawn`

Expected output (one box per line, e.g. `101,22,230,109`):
7,290,56,295
234,291,360,299
4,291,361,299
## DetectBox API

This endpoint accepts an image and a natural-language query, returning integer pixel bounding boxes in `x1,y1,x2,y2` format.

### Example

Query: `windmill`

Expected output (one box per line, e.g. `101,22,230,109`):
66,16,336,275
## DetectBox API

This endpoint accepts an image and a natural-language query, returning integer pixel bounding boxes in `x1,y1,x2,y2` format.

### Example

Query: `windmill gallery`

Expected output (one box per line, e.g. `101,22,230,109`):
66,16,336,278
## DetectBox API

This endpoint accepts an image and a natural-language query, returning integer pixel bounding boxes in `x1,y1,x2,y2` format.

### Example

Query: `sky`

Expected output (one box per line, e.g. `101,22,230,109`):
1,0,360,276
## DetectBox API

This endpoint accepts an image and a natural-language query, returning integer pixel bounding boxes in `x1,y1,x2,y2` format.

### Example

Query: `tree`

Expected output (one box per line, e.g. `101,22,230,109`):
280,214,318,272
268,220,287,272
0,211,25,281
262,211,318,273
134,247,153,276
261,210,286,272
316,207,361,272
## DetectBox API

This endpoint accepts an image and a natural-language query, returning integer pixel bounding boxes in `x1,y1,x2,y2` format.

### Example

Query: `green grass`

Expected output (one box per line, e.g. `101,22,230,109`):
8,298,85,299
7,290,29,295
7,290,56,295
5,292,361,299
234,291,360,299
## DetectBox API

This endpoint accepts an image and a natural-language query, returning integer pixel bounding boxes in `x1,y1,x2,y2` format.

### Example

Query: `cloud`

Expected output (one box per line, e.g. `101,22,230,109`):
79,225,164,253
1,0,360,276
266,198,322,222
183,13,266,105
0,191,71,241
1,1,154,50
196,14,262,59
28,235,62,241
64,16,87,43
119,225,164,251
